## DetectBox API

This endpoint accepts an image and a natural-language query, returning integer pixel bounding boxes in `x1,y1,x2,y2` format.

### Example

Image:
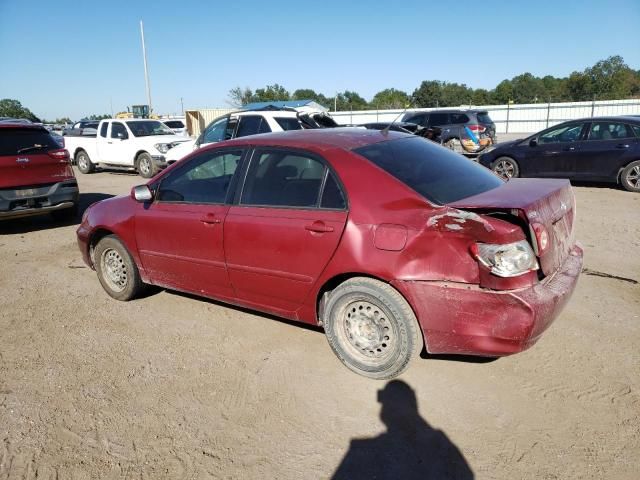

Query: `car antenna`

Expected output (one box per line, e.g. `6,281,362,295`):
381,101,413,136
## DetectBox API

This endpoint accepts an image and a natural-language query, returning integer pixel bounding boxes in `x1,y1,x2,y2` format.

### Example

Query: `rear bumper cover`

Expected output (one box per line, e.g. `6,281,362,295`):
393,244,583,356
0,180,79,219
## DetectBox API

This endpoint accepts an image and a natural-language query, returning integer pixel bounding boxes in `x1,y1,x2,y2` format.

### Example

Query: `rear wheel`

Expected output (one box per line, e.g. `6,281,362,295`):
491,156,519,179
76,151,94,174
136,152,157,178
94,235,144,301
323,277,422,380
620,160,640,192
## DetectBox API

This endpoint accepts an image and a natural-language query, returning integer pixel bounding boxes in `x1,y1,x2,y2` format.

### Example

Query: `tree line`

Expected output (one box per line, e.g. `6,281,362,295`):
229,56,640,110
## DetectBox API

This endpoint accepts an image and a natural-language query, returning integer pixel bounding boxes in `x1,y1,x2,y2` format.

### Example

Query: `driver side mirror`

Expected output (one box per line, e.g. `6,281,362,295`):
131,185,153,202
529,137,538,147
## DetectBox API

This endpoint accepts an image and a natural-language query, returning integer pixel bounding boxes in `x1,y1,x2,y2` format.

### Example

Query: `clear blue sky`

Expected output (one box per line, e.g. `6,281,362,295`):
1,0,639,120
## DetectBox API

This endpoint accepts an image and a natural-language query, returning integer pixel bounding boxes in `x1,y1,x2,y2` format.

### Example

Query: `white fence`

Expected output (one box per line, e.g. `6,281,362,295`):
330,98,640,133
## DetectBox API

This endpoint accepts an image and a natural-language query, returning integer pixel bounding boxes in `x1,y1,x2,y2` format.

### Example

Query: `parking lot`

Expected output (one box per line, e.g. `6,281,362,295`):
0,168,639,479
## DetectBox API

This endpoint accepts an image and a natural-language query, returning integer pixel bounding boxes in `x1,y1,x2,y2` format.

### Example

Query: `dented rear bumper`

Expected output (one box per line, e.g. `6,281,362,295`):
393,244,583,356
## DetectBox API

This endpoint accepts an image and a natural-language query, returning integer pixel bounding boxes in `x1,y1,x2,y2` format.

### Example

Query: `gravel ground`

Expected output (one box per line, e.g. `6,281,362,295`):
1,167,639,479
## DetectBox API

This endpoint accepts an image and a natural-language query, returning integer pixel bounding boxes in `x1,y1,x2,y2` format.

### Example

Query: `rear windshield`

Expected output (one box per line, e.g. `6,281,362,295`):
476,112,493,124
164,120,184,129
274,117,302,131
354,136,503,204
0,128,59,156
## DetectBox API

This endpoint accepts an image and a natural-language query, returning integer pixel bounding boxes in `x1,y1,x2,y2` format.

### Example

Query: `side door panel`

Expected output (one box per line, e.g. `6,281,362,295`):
523,123,586,177
575,122,637,180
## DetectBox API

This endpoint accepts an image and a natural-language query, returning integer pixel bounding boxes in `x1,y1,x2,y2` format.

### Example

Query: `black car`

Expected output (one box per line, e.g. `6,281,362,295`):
401,109,496,152
478,116,640,192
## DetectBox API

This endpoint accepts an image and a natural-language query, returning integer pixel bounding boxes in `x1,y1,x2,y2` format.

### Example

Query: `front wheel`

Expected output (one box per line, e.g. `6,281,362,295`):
76,151,94,174
94,235,145,301
620,160,640,192
491,156,520,179
323,277,422,380
136,152,157,179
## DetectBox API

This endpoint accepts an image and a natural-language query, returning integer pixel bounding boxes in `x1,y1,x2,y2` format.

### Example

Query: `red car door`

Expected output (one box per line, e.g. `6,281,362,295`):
224,148,348,314
134,148,244,300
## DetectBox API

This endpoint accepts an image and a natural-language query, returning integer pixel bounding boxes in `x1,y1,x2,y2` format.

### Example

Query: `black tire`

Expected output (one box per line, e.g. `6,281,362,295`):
323,277,422,380
491,156,520,179
76,150,94,174
51,204,78,222
94,235,144,301
620,160,640,192
136,152,157,179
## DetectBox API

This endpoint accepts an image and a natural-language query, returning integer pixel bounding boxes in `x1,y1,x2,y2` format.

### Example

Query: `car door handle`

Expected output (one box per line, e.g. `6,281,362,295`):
305,221,334,233
616,144,630,149
200,213,221,224
563,146,576,151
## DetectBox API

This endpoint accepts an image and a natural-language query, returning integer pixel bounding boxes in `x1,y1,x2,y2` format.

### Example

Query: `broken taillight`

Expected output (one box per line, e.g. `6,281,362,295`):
470,240,539,278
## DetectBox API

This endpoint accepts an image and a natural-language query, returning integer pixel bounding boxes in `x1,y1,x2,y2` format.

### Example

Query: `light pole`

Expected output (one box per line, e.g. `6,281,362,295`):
140,20,152,114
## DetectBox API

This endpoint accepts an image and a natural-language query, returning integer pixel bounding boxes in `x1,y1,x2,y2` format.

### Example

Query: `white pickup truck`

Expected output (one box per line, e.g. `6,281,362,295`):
64,118,191,178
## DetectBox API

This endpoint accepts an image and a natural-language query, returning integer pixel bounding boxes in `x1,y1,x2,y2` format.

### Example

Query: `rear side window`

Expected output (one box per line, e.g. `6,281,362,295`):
0,128,59,155
587,122,634,140
274,117,302,131
354,137,503,205
99,123,108,137
428,113,449,126
236,116,271,138
632,125,640,137
321,172,346,209
476,112,493,124
241,150,327,208
164,120,184,129
450,113,470,124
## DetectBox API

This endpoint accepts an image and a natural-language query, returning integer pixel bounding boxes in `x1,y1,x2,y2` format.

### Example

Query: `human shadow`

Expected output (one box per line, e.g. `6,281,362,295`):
332,380,474,480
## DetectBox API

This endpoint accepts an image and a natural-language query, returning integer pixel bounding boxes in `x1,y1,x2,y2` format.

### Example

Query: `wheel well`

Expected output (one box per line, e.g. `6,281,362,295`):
74,148,86,160
88,228,115,266
617,159,640,184
315,272,387,325
134,150,149,165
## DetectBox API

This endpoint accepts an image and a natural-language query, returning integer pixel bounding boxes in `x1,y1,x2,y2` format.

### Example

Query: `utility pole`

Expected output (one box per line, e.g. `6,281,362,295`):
180,97,184,115
140,20,152,114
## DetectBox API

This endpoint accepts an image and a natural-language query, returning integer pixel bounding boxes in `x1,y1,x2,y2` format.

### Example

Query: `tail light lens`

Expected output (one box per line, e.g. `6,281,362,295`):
530,222,549,255
470,240,539,277
467,124,486,133
48,149,71,163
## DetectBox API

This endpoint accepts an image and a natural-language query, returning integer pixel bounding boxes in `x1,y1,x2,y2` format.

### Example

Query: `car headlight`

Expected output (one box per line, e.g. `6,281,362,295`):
471,240,538,277
154,143,170,154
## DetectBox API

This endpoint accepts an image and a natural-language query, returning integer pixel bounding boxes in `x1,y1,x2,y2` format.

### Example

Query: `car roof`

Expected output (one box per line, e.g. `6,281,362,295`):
405,109,486,115
219,127,411,152
565,115,640,123
0,123,47,131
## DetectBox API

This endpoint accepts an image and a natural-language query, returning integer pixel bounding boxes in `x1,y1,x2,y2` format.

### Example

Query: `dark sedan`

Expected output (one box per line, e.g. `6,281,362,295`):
478,116,640,192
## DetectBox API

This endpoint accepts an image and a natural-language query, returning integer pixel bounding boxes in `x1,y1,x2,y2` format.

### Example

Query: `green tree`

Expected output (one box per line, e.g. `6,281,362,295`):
371,88,410,109
227,86,255,107
0,98,40,122
87,114,110,120
291,89,332,109
252,84,290,102
335,91,368,111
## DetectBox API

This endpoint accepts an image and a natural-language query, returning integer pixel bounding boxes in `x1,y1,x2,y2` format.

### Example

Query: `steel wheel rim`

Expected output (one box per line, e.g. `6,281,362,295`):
100,248,128,292
494,160,515,179
340,300,396,362
626,166,640,188
139,157,151,175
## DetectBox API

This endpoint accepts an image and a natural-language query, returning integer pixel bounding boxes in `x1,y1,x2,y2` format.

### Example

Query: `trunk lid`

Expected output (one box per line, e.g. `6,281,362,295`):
449,178,576,276
0,127,74,189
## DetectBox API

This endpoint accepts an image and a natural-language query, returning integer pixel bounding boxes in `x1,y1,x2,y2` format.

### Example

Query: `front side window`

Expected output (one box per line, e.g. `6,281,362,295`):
236,116,271,138
404,114,427,126
202,117,229,144
632,125,640,137
111,122,128,139
157,150,242,204
354,136,503,205
241,150,328,208
538,124,584,144
587,122,633,141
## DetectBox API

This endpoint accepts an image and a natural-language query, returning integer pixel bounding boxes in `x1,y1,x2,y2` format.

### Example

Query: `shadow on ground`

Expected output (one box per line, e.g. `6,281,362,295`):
332,380,474,480
0,192,113,234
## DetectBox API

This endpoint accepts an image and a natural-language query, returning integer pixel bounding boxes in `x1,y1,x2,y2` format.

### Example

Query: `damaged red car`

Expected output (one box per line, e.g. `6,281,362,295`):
77,129,583,379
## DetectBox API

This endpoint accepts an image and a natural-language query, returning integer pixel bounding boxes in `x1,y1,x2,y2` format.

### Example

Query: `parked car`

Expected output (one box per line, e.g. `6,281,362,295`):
0,123,78,220
360,122,443,142
63,120,99,137
478,116,640,192
77,129,582,379
161,118,188,136
64,118,192,178
401,109,496,155
165,107,337,163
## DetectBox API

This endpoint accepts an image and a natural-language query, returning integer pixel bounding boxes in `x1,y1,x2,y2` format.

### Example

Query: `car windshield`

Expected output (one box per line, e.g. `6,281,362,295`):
126,121,174,137
0,128,59,155
354,136,503,205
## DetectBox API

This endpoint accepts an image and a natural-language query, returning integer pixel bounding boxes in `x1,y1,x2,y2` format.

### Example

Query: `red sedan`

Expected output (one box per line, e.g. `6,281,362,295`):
77,129,583,379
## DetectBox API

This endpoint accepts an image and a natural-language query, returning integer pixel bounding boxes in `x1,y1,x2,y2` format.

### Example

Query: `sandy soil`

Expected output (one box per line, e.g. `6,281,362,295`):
1,168,639,479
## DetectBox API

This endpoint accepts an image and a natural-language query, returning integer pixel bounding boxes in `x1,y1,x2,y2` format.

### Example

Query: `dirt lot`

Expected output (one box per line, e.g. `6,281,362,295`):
1,168,639,479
